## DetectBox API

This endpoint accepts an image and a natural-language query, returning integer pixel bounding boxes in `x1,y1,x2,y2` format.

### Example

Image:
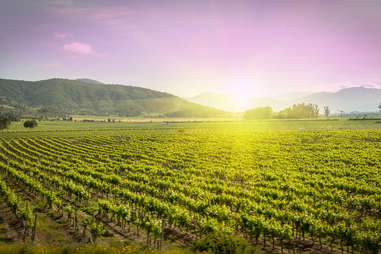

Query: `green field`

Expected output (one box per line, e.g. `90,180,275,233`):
2,118,381,136
0,120,380,254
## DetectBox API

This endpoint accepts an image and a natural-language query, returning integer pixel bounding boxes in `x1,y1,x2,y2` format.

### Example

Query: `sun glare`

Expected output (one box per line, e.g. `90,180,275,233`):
233,89,253,104
226,80,257,106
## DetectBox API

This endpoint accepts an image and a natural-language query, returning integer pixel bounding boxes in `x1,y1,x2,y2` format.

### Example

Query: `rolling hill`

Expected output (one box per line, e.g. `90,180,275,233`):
0,78,231,118
295,87,381,113
187,87,381,113
186,93,244,112
76,78,104,85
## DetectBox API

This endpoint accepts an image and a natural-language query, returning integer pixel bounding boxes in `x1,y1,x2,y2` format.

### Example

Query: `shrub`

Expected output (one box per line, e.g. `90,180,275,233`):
192,232,258,254
244,106,273,120
0,115,11,130
24,120,38,128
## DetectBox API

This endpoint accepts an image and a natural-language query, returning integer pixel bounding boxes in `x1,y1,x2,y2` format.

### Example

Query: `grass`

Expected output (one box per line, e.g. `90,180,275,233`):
0,222,6,243
0,243,192,254
1,118,380,139
33,213,71,245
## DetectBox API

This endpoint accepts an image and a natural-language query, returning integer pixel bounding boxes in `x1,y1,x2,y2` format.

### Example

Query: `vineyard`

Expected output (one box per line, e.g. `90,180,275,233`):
0,121,380,253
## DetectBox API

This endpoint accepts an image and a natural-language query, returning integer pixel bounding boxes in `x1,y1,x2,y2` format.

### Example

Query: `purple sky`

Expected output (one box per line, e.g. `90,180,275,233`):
1,0,381,97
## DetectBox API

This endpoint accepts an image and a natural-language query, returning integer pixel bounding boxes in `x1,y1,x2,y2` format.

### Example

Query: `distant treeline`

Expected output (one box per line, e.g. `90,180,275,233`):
244,103,321,120
0,112,20,130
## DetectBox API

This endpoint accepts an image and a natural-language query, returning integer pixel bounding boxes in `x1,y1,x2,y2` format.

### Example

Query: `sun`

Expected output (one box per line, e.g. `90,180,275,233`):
226,80,257,106
232,89,253,103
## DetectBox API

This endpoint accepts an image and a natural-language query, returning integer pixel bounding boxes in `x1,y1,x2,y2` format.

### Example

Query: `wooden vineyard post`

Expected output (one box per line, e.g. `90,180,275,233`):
23,203,29,243
74,208,78,230
161,220,166,250
32,214,37,243
23,224,27,243
162,220,166,238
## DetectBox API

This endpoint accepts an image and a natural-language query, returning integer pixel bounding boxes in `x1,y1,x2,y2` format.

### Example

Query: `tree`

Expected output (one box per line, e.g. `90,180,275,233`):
24,120,38,128
324,106,330,118
313,104,319,118
339,110,344,119
243,106,273,120
0,114,12,130
277,103,319,119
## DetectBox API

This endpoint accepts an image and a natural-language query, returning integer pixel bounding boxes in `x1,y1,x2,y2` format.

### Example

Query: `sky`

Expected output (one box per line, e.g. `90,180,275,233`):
1,0,381,98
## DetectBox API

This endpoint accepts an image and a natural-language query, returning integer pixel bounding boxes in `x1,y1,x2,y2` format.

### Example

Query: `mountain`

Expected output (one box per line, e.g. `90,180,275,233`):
272,91,313,101
76,78,104,85
297,87,381,113
0,78,231,118
187,87,381,113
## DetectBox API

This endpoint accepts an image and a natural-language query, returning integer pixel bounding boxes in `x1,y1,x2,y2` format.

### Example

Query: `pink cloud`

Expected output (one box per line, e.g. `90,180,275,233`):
54,32,72,39
63,42,94,55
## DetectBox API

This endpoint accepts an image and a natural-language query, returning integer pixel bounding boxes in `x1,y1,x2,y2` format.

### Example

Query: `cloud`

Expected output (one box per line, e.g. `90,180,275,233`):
336,82,381,90
54,32,72,39
63,42,94,55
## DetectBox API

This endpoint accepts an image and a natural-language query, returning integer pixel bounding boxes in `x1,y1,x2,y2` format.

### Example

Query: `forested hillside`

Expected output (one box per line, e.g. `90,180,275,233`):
0,78,230,118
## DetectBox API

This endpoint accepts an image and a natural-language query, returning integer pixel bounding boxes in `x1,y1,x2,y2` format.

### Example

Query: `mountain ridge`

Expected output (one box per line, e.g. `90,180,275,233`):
298,86,381,113
76,78,104,85
186,86,381,113
0,78,231,118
